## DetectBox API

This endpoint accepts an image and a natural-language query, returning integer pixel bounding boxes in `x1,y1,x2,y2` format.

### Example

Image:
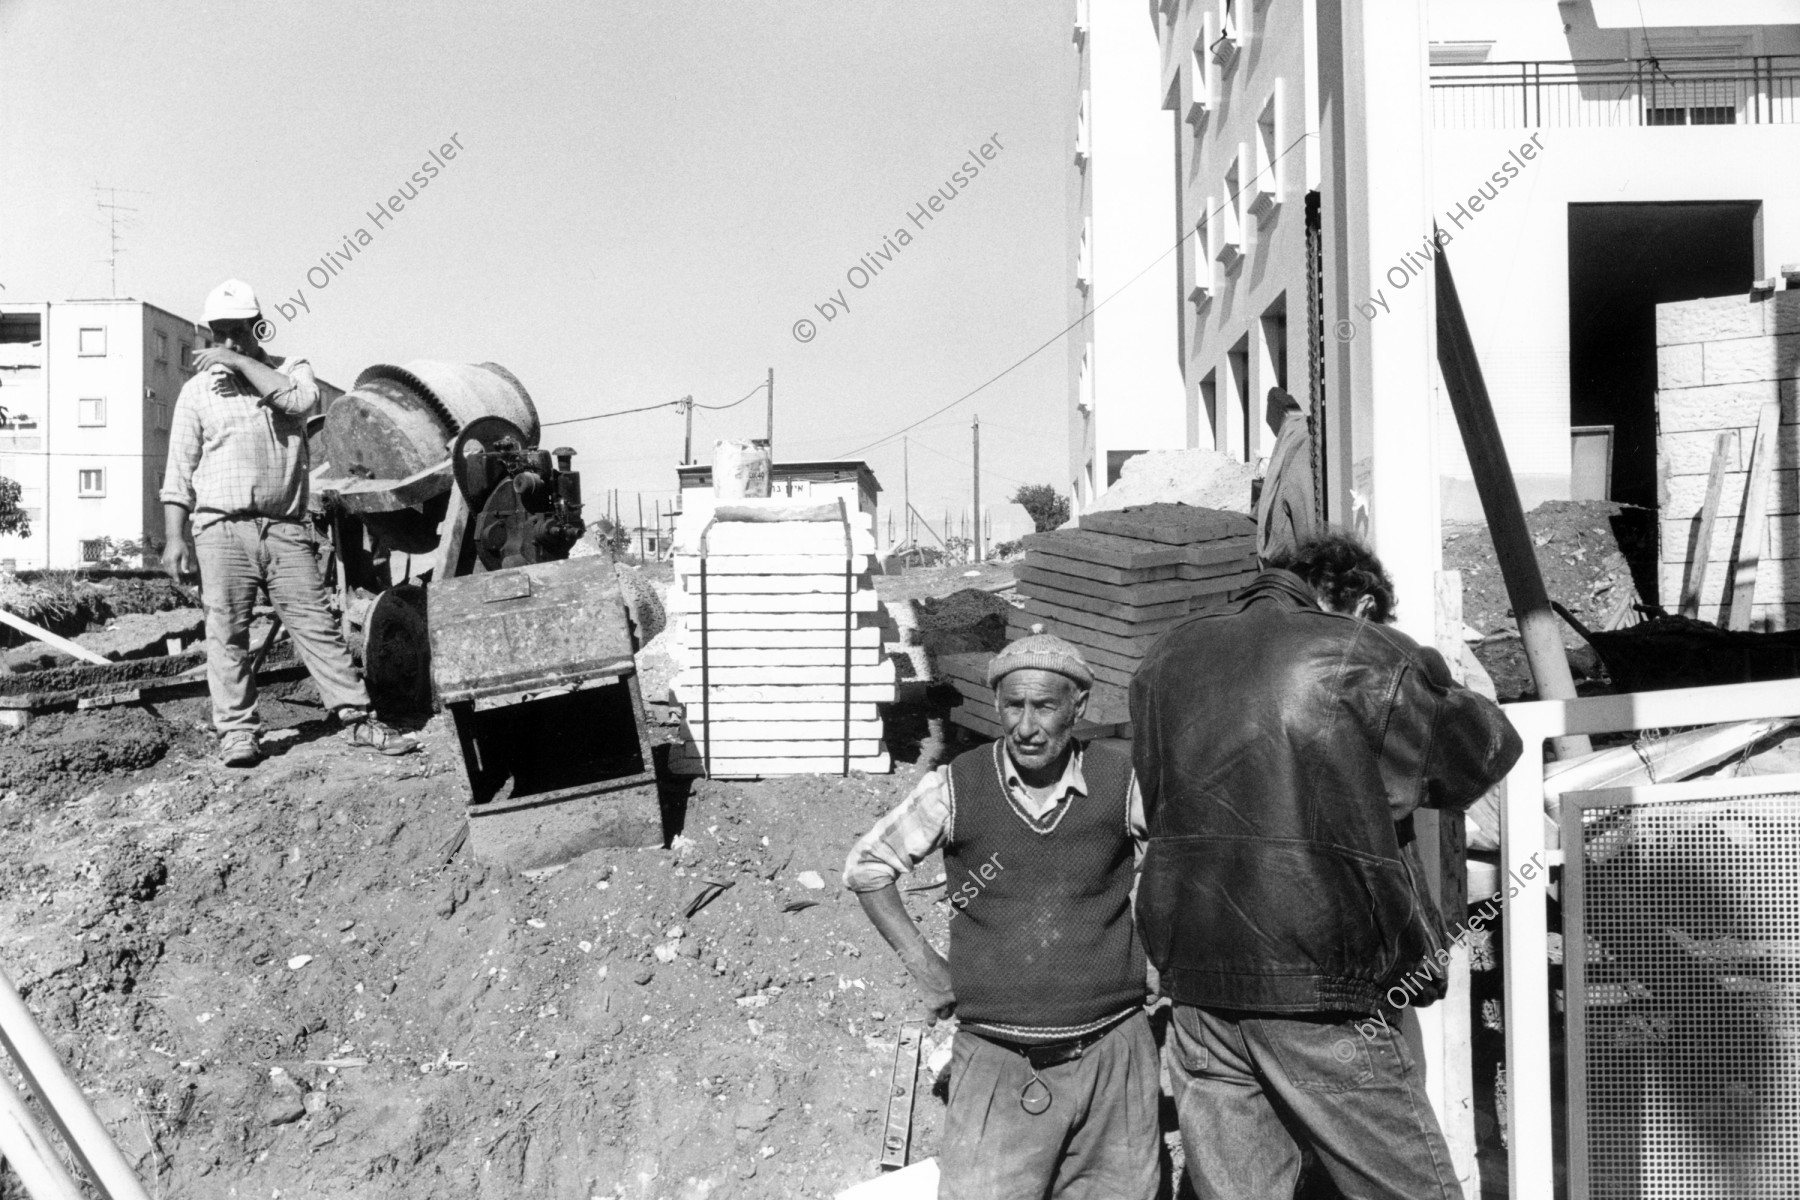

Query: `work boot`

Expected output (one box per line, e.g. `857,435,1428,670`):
337,708,420,756
220,730,261,768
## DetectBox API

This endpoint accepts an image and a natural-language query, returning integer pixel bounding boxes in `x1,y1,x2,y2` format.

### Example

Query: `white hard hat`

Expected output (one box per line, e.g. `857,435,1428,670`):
202,279,261,324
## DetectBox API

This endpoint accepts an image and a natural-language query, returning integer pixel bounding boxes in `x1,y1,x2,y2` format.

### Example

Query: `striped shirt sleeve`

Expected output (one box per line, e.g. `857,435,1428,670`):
841,766,953,893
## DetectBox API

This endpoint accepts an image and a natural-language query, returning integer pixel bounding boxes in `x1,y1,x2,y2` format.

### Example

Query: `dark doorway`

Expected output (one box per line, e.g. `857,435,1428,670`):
1567,201,1759,511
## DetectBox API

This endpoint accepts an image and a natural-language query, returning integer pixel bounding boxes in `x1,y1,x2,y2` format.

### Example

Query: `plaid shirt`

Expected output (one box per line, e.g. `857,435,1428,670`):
842,743,1147,894
160,355,320,533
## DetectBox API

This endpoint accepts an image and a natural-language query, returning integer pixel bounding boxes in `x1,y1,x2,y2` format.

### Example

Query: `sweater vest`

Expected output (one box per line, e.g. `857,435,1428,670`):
944,739,1145,1040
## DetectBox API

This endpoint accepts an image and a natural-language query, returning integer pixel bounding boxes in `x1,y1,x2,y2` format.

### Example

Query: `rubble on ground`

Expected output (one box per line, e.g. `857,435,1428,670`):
1071,449,1256,518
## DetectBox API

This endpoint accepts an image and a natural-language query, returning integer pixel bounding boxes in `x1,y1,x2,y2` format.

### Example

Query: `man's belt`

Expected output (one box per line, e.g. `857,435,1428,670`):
975,1008,1136,1069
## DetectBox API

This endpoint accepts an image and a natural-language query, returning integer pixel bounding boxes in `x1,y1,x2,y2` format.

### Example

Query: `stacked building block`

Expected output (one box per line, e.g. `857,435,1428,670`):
668,498,895,777
1005,504,1257,689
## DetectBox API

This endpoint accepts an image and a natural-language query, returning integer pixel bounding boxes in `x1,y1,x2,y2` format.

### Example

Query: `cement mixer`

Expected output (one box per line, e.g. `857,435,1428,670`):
311,361,661,865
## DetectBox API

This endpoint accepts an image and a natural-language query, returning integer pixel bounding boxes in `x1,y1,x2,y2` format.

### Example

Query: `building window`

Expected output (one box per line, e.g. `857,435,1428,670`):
78,327,106,356
1075,89,1091,168
1187,18,1214,128
151,400,170,431
1078,343,1094,415
1189,211,1213,310
1072,0,1088,45
1200,370,1220,452
1249,84,1282,220
179,340,195,370
155,331,169,363
78,397,107,427
1218,154,1245,270
0,314,42,344
1212,0,1240,71
1077,216,1093,294
78,468,106,497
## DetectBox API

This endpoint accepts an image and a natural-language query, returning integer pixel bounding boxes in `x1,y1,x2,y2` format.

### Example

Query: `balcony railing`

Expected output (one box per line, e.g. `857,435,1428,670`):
1431,55,1800,128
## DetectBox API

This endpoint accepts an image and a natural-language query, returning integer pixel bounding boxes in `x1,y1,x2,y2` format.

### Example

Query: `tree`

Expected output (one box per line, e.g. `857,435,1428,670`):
587,516,631,556
0,406,27,539
1011,484,1070,534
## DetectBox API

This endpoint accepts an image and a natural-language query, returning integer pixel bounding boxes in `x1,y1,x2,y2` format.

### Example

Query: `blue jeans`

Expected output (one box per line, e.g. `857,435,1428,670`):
195,518,368,734
1167,1004,1460,1200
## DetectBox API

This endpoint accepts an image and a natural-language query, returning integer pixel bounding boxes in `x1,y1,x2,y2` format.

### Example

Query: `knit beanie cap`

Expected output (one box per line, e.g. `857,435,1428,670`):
985,626,1095,690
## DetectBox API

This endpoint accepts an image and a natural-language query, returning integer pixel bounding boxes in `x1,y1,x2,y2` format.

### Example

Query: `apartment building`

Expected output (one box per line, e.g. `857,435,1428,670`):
0,299,341,570
1067,0,1189,513
1126,0,1799,601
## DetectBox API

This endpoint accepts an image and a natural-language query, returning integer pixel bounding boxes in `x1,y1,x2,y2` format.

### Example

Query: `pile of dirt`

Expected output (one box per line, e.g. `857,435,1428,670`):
0,572,199,648
0,696,962,1199
1445,500,1649,700
912,588,1013,658
1074,449,1255,518
0,708,199,812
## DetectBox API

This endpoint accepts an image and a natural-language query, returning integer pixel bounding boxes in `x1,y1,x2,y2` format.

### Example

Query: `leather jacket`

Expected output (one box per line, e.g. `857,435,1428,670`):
1130,570,1523,1015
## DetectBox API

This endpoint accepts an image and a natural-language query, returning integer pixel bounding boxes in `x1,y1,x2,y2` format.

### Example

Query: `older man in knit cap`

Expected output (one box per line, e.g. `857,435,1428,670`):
843,630,1157,1200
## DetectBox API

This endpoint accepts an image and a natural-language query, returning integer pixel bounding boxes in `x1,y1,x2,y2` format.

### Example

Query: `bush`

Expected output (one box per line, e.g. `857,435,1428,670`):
1011,484,1070,533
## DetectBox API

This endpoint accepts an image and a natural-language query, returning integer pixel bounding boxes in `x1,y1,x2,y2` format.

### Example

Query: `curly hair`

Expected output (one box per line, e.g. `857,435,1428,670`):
1265,530,1396,623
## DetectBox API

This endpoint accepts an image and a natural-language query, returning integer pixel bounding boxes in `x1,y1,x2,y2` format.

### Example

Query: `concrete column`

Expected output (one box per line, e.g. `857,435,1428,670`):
1337,0,1440,644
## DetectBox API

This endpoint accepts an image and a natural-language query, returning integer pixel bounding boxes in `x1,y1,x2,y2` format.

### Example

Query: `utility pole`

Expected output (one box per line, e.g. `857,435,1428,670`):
637,493,646,561
903,437,912,548
972,415,983,562
765,367,774,460
679,395,695,465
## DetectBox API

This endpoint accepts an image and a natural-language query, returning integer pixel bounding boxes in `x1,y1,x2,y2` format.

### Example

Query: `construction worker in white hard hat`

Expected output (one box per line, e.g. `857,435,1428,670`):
160,279,418,767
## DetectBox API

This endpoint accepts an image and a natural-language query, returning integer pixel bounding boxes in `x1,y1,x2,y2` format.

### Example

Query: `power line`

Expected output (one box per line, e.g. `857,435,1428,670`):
539,378,766,428
834,129,1314,459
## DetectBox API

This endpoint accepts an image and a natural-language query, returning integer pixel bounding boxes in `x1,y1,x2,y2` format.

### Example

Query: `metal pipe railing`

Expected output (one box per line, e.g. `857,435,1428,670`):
0,1070,87,1200
0,965,151,1200
1431,54,1800,128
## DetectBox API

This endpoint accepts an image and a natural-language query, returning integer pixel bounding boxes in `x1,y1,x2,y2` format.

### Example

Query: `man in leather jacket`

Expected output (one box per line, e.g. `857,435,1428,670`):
1131,531,1521,1199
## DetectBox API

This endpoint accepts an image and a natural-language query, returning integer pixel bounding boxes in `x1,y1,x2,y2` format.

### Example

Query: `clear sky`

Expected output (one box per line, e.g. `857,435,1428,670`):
0,0,1076,544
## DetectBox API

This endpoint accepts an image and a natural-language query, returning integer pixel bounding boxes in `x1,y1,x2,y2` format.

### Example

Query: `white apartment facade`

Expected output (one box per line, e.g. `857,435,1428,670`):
1126,0,1800,601
1067,0,1190,512
0,299,342,570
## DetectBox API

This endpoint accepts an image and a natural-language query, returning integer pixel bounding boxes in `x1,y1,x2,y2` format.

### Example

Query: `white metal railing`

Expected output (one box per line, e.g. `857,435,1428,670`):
1499,679,1800,1199
1431,56,1800,128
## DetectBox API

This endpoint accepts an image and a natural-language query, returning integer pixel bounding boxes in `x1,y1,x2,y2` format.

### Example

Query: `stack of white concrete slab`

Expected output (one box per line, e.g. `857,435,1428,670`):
668,497,894,777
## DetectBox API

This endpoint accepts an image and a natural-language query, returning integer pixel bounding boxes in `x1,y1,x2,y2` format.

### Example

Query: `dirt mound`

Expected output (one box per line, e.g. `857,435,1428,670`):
1076,449,1255,517
0,709,189,811
0,700,960,1199
913,588,1012,659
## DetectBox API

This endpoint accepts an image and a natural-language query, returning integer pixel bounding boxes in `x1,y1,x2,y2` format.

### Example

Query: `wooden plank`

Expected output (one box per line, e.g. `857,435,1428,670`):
680,573,870,595
1182,536,1257,568
676,611,882,632
673,663,895,686
1729,400,1783,630
1084,659,1138,689
679,700,882,720
687,738,885,757
935,652,994,688
1022,582,1192,622
1679,431,1733,619
673,591,878,613
674,554,871,575
671,680,896,704
675,646,883,668
1020,598,1190,640
678,626,883,648
0,609,112,666
1023,551,1183,586
683,719,884,740
1009,614,1160,662
950,705,1003,738
1021,529,1188,569
704,756,893,777
1015,564,1248,606
1078,504,1255,546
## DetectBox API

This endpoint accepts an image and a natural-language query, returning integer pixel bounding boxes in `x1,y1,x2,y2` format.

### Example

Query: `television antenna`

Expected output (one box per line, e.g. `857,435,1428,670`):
93,185,149,298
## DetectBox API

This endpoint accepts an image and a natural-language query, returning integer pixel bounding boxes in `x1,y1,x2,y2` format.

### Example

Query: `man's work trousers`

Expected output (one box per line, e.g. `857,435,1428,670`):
1167,1003,1461,1200
938,1009,1160,1200
196,518,367,735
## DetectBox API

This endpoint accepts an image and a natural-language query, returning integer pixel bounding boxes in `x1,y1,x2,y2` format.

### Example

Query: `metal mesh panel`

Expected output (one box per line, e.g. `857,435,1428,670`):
1566,776,1800,1199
